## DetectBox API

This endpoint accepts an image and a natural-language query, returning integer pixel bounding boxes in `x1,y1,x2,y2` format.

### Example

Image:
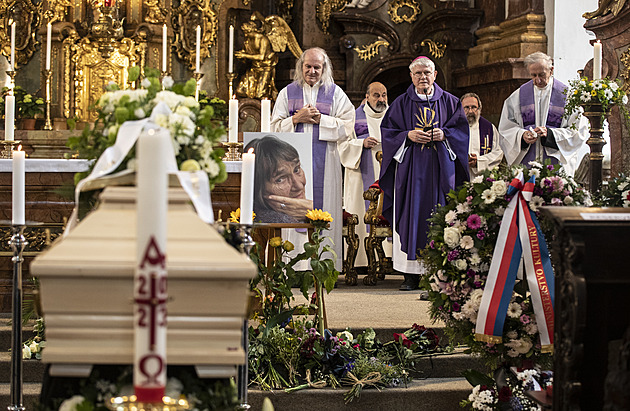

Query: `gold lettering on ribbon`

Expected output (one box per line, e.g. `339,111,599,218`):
527,221,554,332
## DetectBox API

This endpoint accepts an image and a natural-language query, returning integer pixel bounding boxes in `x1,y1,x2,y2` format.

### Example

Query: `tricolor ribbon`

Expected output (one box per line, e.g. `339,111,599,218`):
475,171,554,353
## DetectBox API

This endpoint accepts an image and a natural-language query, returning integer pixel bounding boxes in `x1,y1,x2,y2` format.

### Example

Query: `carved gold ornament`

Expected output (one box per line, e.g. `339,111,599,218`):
0,0,43,69
144,0,168,24
620,48,630,93
171,0,218,71
44,0,72,24
275,0,294,24
420,38,446,59
353,39,389,61
388,0,421,24
316,0,347,34
0,225,64,253
583,0,627,19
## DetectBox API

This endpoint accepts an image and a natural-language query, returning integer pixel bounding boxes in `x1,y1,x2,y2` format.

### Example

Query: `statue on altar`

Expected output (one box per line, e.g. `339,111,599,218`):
235,12,302,100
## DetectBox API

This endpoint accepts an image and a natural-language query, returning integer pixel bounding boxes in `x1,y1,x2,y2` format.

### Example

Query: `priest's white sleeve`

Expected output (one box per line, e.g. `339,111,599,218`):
271,88,296,132
318,89,356,142
498,90,528,166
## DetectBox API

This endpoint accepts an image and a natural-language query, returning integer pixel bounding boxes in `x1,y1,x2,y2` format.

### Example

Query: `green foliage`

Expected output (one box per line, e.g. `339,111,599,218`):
563,76,630,129
1,86,45,118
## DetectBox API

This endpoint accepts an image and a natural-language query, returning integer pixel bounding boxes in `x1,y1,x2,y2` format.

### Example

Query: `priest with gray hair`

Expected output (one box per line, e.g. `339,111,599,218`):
271,47,355,272
498,51,588,175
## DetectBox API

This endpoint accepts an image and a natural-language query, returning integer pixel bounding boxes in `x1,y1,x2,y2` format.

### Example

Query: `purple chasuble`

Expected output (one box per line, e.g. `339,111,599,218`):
478,116,494,155
379,83,469,260
518,79,567,165
355,104,376,210
286,82,336,209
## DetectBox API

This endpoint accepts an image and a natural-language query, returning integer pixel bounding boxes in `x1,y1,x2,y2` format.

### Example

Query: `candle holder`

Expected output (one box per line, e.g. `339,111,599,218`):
8,224,27,411
160,70,168,90
192,72,204,101
227,72,237,98
0,140,21,159
6,70,16,90
222,141,243,161
107,395,190,410
43,69,53,130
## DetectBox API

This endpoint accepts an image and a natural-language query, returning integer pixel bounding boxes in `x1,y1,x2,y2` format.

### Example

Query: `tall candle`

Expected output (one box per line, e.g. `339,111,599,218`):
195,25,201,73
46,22,52,70
4,95,15,141
162,24,167,72
12,147,25,225
228,25,234,73
240,148,255,225
134,127,168,403
10,22,16,71
229,96,238,143
260,99,271,132
593,40,602,80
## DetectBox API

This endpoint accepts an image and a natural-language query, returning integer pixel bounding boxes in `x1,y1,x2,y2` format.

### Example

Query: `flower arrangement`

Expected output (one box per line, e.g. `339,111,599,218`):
228,207,256,223
596,174,630,207
563,76,630,127
248,321,442,403
0,86,45,119
22,318,45,360
419,162,590,368
67,67,227,188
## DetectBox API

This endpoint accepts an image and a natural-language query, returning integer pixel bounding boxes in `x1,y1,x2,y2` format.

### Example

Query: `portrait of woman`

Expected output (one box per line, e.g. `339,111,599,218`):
245,135,313,223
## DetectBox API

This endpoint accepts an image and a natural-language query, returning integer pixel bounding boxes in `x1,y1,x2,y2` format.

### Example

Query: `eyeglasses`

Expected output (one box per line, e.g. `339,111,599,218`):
412,70,434,78
463,106,479,112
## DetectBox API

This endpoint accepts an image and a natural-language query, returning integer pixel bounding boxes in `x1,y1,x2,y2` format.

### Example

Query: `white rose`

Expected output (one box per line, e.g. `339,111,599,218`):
162,76,175,89
134,108,146,118
491,180,508,197
22,344,31,359
29,341,40,354
141,77,152,88
454,259,468,271
563,196,574,205
59,395,87,411
443,227,461,248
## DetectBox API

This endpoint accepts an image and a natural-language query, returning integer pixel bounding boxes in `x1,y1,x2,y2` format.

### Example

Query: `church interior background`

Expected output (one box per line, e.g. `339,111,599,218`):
1,0,630,408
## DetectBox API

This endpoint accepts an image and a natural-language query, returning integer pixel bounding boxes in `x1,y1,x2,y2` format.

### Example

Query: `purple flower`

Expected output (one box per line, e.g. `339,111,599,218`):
476,230,486,240
447,250,460,261
551,197,563,205
452,302,461,312
429,240,435,249
486,177,495,182
467,214,482,229
474,281,482,288
547,164,554,170
520,314,531,324
466,269,476,277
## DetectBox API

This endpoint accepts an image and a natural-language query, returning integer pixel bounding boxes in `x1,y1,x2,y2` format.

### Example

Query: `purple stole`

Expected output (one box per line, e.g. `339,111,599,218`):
519,79,567,165
355,104,376,210
478,116,494,155
287,82,336,209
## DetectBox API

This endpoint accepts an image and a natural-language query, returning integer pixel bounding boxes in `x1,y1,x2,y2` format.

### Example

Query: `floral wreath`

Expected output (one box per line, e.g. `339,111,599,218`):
420,161,591,367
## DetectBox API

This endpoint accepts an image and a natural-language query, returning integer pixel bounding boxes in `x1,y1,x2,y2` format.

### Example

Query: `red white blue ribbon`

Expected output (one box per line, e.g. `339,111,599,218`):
475,171,554,353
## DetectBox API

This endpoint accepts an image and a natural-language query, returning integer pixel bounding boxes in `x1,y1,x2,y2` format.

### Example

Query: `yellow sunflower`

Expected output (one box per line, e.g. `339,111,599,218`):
305,209,333,223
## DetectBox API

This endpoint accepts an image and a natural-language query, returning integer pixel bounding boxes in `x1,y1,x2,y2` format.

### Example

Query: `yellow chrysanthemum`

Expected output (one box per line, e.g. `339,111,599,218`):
269,236,283,247
229,208,256,223
282,240,295,252
305,209,333,223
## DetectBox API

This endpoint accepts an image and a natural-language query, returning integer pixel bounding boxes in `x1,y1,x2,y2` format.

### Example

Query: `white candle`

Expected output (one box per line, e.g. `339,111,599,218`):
240,147,255,225
4,95,15,141
12,147,25,225
10,22,16,71
195,25,201,73
593,40,602,80
228,25,234,73
229,96,238,143
134,127,169,403
260,99,271,132
45,23,52,70
162,24,167,72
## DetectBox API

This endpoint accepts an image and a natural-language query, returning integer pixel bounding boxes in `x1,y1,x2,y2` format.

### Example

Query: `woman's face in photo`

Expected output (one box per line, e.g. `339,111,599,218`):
265,159,307,199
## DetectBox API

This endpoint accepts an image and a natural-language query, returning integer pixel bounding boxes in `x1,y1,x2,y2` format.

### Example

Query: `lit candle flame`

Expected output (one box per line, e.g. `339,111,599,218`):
17,144,22,151
248,147,254,154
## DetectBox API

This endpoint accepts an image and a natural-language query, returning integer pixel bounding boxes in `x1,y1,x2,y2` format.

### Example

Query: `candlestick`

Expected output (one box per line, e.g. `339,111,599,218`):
229,96,238,143
227,72,237,101
8,224,26,411
5,93,15,141
195,25,201,73
593,40,602,80
46,23,52,71
10,22,16,71
43,69,53,130
192,71,203,101
12,147,25,225
223,142,243,162
134,127,168,403
260,99,271,132
228,25,234,73
240,148,255,225
162,24,167,72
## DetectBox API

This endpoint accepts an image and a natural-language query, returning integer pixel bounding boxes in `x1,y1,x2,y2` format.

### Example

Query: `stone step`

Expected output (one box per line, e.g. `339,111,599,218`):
0,382,41,409
0,353,47,383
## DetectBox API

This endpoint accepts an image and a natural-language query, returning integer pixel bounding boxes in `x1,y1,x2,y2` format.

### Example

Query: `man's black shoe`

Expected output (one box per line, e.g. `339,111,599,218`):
399,274,420,291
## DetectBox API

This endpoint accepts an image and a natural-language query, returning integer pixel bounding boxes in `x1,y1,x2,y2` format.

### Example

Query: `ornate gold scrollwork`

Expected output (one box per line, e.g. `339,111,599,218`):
583,0,627,19
620,48,630,94
420,38,446,59
70,36,142,121
275,0,294,24
0,225,64,253
388,0,421,24
144,0,168,24
0,0,43,68
316,0,347,34
353,39,389,61
171,0,218,72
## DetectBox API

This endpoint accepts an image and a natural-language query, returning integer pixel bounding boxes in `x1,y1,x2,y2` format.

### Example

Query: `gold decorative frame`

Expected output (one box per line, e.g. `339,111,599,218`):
353,39,389,61
0,0,43,68
171,0,218,72
420,38,446,59
316,0,347,34
620,48,630,94
388,0,421,24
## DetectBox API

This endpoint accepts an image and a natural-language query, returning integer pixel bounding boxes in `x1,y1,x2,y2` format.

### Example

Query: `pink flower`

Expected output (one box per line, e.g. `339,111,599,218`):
520,314,531,324
467,214,482,229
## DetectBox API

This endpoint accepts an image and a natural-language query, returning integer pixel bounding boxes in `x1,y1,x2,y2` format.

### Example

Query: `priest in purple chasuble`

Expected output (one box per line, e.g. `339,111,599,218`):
379,56,469,291
461,92,504,179
271,47,355,271
337,82,391,267
498,52,589,176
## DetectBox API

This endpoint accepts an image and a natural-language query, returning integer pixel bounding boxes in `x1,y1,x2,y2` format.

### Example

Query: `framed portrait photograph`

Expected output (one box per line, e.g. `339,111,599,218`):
243,132,313,223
